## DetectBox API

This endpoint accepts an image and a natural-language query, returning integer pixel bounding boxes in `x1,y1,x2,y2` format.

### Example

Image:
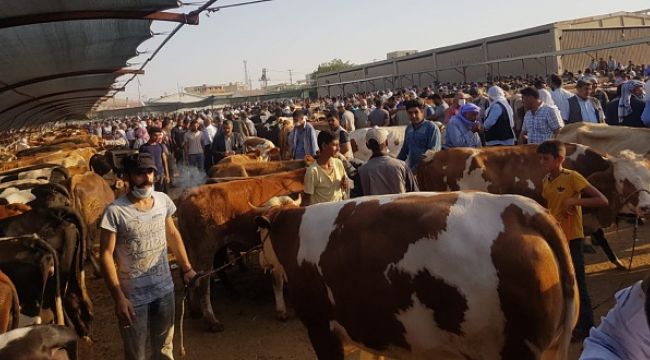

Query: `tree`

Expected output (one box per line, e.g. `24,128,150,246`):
313,58,355,75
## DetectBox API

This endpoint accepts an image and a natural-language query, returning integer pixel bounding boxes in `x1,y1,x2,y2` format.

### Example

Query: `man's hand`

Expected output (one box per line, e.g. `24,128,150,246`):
562,197,579,216
163,175,170,184
116,294,135,327
471,123,481,133
183,269,198,287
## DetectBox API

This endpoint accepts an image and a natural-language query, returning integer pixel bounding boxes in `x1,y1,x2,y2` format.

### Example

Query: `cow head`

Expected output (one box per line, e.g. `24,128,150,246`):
610,151,650,217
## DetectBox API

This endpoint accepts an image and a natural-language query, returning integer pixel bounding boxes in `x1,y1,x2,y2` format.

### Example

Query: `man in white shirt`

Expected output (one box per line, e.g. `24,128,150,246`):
201,117,218,171
549,74,574,121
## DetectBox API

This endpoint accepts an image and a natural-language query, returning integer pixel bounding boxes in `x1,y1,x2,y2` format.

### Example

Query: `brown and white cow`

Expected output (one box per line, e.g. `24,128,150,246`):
255,192,578,360
177,169,305,331
417,144,650,269
0,324,78,360
0,270,19,334
349,126,406,162
556,123,650,160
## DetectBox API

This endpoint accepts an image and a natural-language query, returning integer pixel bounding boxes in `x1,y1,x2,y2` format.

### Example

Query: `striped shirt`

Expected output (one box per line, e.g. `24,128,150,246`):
522,104,564,144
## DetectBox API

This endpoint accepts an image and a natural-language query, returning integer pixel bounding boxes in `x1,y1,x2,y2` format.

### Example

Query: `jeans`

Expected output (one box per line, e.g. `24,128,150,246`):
187,154,204,172
569,238,595,333
120,291,175,360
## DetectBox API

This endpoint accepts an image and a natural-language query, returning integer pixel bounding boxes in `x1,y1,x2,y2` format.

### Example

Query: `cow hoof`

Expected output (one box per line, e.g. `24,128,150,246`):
584,244,597,254
276,312,288,322
207,322,225,333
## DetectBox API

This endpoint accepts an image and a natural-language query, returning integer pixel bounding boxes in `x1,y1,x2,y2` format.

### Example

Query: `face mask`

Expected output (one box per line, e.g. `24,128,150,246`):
131,185,153,199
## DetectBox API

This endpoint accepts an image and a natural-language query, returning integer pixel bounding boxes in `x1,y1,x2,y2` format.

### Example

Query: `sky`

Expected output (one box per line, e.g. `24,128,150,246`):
119,0,649,100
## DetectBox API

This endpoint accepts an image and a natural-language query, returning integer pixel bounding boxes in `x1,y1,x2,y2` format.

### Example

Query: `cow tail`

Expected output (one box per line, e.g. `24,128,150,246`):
31,236,65,326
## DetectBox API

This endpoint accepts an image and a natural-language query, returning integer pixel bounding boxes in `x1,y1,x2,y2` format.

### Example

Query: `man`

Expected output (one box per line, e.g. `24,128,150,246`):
589,59,598,72
444,103,482,149
469,87,489,118
353,99,370,130
484,86,516,146
183,120,204,172
358,127,418,196
590,79,609,111
616,80,646,127
303,131,348,206
549,74,574,121
337,103,356,132
99,153,196,360
608,56,618,73
211,120,246,164
397,98,442,171
427,94,448,122
567,80,605,124
201,117,218,172
171,119,187,166
326,110,353,159
289,110,318,160
518,87,564,144
138,127,170,192
368,99,390,127
242,112,257,137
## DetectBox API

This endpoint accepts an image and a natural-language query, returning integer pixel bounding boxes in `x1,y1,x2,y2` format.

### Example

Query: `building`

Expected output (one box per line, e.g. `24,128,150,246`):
315,11,650,97
387,50,418,60
184,82,248,96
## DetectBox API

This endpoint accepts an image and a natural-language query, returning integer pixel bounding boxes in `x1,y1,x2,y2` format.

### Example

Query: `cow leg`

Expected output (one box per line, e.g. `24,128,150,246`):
305,323,344,360
271,271,287,321
213,248,240,299
591,229,626,271
197,277,224,332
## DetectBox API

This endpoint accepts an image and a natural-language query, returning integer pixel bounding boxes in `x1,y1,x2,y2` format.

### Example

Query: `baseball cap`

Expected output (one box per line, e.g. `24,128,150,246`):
124,153,157,174
366,127,388,144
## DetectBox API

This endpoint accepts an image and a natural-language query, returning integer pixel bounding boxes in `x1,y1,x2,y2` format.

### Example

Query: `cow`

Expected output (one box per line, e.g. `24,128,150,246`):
556,123,650,160
177,168,305,331
65,172,115,277
349,126,406,162
0,208,93,338
0,204,31,221
243,137,281,161
0,270,19,334
209,159,306,178
0,148,94,173
0,164,69,184
254,192,578,360
0,325,78,360
0,179,71,209
416,144,650,270
0,235,59,329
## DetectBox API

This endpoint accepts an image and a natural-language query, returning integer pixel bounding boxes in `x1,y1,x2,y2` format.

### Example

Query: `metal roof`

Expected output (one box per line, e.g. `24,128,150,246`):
0,0,182,131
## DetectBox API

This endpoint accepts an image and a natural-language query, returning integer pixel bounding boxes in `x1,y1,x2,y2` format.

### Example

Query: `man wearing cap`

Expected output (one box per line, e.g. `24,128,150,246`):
138,127,170,192
397,98,442,172
359,127,418,195
566,80,605,124
289,110,319,160
99,153,196,360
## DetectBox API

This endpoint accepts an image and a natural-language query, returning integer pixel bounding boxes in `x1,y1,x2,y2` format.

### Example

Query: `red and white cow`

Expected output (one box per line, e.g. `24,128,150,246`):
255,192,578,360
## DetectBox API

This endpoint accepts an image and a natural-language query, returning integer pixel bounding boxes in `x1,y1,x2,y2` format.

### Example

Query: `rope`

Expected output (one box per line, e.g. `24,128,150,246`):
178,240,264,356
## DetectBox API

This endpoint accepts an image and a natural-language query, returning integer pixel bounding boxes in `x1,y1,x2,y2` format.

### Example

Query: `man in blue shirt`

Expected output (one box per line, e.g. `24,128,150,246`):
397,98,442,171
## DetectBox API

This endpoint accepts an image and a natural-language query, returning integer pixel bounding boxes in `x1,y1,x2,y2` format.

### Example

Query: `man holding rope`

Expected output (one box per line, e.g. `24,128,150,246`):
99,153,196,360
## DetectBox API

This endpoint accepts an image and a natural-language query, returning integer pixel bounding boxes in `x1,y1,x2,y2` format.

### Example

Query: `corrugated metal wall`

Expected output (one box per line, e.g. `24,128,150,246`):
560,27,650,72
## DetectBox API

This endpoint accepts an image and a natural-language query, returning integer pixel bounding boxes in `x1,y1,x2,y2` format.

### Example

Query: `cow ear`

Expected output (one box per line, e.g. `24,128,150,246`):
255,216,271,229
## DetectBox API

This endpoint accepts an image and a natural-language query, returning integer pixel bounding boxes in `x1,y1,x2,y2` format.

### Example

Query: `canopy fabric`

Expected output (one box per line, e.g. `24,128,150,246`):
0,0,180,131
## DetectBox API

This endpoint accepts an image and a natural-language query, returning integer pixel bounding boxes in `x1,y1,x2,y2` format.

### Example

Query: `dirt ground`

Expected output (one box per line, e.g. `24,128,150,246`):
76,217,650,360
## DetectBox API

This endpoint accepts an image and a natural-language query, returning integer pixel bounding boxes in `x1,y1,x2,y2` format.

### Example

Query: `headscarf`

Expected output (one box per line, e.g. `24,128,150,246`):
456,103,481,128
486,86,515,128
135,127,149,142
618,80,645,123
538,88,556,107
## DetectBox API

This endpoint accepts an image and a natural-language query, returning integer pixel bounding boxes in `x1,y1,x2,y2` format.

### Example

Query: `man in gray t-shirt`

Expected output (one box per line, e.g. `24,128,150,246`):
100,153,196,360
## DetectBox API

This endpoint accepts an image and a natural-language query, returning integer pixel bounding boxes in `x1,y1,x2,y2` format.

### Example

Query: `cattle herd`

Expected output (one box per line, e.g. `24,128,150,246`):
0,119,648,359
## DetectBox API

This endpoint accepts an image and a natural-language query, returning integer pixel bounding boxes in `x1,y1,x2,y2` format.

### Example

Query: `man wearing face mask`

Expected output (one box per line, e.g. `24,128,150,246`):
99,153,196,360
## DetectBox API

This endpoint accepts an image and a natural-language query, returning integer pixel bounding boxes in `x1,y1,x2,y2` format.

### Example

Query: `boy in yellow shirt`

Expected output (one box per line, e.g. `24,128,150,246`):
537,140,609,342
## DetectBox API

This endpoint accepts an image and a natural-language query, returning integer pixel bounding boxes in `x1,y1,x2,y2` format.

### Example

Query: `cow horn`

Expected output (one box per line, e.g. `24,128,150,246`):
292,194,302,207
248,201,271,214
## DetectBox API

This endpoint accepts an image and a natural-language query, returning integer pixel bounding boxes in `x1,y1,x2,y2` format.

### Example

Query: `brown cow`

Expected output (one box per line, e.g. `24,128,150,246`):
209,159,306,178
0,270,19,334
255,192,577,359
417,144,650,269
65,172,115,277
0,204,31,221
177,168,305,331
